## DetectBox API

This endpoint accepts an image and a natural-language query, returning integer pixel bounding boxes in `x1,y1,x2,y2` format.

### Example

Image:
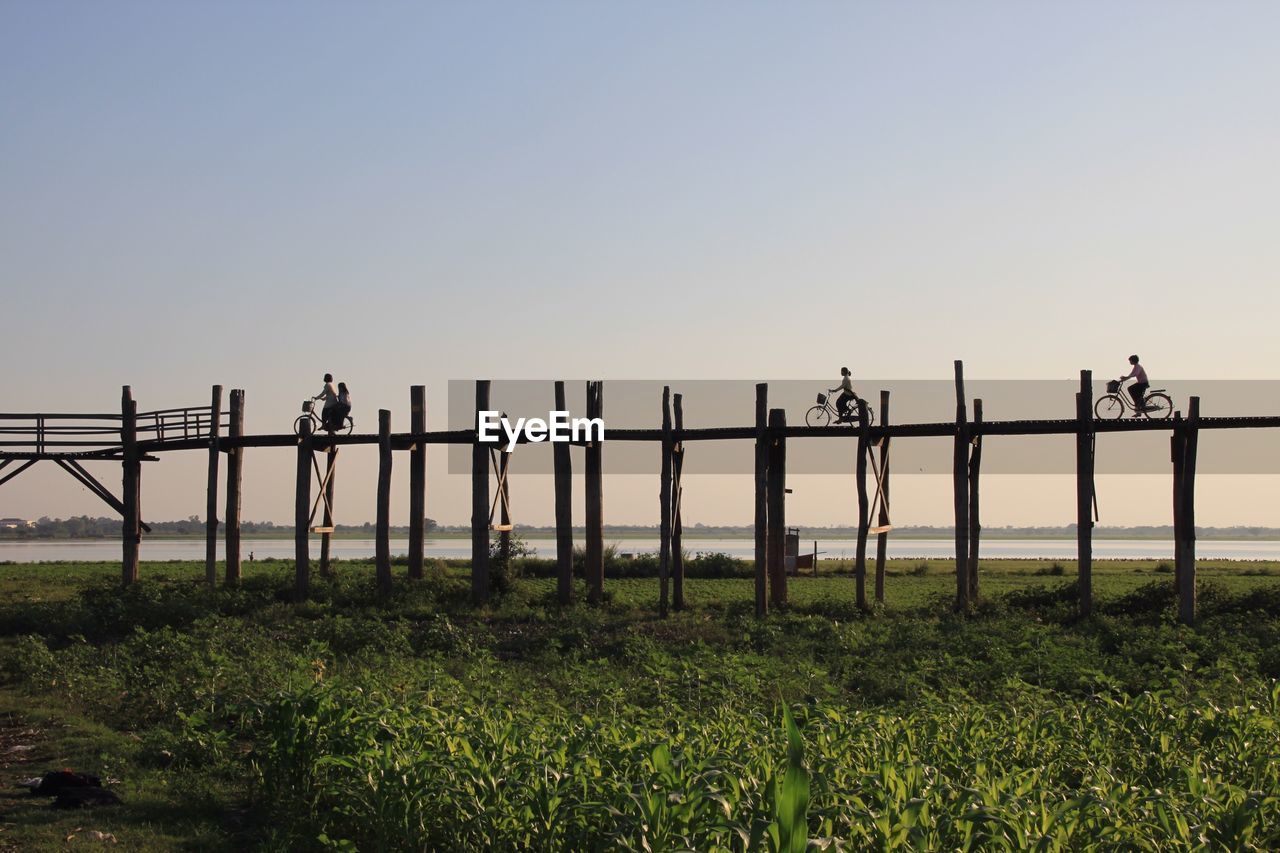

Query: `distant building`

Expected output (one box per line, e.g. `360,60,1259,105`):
0,518,34,529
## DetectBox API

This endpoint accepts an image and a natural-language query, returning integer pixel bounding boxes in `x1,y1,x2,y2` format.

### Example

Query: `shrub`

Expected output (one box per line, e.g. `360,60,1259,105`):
489,534,536,597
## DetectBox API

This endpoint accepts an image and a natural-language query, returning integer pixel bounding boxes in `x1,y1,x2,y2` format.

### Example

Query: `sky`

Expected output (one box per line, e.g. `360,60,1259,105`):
2,1,1279,529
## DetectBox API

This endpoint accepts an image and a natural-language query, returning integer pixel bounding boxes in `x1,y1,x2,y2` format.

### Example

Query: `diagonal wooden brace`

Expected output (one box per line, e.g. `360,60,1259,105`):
488,445,513,530
0,459,37,489
867,445,892,535
54,459,152,533
308,448,339,527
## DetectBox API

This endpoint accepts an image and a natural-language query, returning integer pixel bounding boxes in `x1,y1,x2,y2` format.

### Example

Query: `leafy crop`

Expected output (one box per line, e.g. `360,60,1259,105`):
4,561,1280,849
238,681,1280,851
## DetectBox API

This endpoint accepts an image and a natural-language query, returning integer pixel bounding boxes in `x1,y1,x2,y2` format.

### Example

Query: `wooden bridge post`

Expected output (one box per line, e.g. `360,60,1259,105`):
121,386,141,585
952,360,970,610
874,390,891,603
225,389,244,585
585,381,605,605
376,409,393,599
659,387,672,618
318,447,337,577
1177,397,1200,625
754,384,769,617
1171,414,1185,595
855,399,871,611
968,398,983,600
408,385,426,580
472,381,491,606
672,393,685,611
553,381,573,605
205,384,222,587
295,416,312,599
1076,370,1095,617
767,408,787,608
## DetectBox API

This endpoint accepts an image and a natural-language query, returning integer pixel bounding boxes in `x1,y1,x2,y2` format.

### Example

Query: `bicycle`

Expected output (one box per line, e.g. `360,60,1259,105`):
806,392,875,427
294,398,354,436
1093,380,1173,420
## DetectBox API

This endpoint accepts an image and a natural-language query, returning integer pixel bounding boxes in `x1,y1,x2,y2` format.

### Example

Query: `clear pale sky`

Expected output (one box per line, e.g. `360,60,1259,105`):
3,1,1279,528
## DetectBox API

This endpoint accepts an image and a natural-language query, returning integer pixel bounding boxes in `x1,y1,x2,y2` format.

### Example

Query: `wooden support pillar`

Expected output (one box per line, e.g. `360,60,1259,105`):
1075,370,1095,617
874,389,891,603
225,389,244,585
205,384,222,587
1171,415,1184,589
585,381,604,606
952,360,970,611
1177,397,1200,625
855,399,871,611
553,381,573,605
295,416,312,600
767,408,787,608
658,386,672,618
121,386,140,585
376,409,393,599
968,398,983,601
754,384,769,618
319,447,337,577
408,385,426,580
672,393,685,612
472,380,491,606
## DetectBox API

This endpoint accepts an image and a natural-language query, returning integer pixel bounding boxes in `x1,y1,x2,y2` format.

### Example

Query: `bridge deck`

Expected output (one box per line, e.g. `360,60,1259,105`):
0,450,156,461
93,413,1280,455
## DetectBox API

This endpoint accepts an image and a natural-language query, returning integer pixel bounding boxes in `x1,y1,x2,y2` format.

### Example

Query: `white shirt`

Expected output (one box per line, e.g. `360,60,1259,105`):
1124,364,1148,384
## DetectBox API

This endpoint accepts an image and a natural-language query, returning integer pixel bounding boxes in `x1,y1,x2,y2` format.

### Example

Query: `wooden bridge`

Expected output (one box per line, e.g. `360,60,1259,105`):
2,364,1268,624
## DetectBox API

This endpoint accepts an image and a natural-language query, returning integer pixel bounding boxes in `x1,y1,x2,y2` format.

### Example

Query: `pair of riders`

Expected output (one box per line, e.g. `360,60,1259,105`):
314,373,352,432
829,358,1154,421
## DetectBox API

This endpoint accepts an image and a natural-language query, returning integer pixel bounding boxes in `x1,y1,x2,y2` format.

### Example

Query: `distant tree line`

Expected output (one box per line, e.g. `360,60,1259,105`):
0,516,439,539
4,517,1280,540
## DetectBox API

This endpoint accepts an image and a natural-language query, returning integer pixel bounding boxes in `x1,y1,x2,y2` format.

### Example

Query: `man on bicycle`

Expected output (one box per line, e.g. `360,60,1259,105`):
829,367,858,422
1119,355,1149,416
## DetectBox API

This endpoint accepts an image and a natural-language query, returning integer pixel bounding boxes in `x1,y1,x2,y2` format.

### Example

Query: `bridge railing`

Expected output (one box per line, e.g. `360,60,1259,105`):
136,406,224,445
0,406,225,454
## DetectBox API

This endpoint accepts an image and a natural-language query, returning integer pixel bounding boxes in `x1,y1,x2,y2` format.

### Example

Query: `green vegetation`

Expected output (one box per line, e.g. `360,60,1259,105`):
1,558,1279,849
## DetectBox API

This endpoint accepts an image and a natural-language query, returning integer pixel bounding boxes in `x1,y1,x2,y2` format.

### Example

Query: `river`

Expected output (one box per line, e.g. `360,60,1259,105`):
2,538,1280,563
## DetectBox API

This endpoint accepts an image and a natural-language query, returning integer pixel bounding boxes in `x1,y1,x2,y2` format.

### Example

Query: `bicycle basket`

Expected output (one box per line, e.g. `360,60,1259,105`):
1105,380,1120,394
816,393,827,405
301,400,314,413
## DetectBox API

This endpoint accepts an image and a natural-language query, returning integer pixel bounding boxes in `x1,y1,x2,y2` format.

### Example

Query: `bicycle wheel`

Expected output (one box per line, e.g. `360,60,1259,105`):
862,406,875,427
806,405,832,427
340,416,354,435
1143,392,1173,420
293,414,312,436
1093,395,1125,420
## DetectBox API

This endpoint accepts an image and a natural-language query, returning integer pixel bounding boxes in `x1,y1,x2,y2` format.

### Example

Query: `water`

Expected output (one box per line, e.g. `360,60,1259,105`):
2,537,1280,563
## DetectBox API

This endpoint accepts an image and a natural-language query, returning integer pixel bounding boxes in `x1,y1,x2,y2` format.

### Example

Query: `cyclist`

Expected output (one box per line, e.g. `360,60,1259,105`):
1119,355,1149,417
829,367,859,422
314,373,339,431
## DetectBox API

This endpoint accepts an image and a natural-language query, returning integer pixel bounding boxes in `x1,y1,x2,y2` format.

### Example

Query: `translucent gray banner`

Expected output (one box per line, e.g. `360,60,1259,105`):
446,380,1280,475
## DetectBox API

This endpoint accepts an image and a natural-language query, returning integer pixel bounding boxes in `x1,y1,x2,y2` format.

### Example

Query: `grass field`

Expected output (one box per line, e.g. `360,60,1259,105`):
0,557,1278,850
